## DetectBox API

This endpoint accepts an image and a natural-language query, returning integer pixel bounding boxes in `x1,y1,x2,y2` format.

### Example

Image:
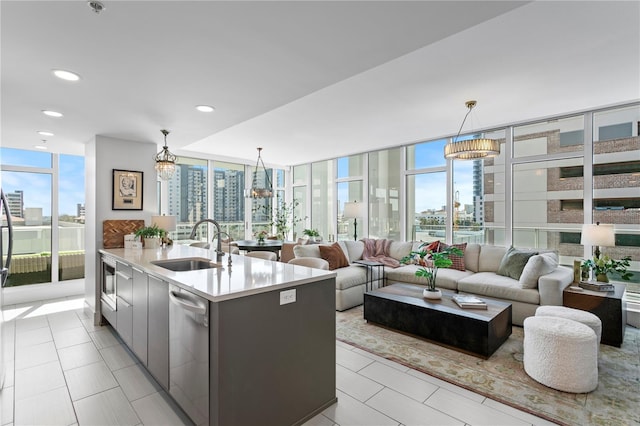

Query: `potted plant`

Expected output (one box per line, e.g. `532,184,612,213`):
254,199,307,241
302,228,320,241
135,224,166,249
581,255,632,282
401,243,463,299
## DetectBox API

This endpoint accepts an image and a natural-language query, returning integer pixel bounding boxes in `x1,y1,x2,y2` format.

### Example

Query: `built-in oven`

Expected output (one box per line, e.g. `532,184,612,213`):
101,254,117,325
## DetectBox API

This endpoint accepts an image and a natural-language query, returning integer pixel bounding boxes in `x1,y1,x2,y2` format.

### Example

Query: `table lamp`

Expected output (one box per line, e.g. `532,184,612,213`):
152,215,177,246
580,222,615,259
343,201,365,241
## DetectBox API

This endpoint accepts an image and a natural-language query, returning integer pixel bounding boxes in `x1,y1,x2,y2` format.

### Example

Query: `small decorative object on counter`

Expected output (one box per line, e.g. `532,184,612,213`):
135,225,166,249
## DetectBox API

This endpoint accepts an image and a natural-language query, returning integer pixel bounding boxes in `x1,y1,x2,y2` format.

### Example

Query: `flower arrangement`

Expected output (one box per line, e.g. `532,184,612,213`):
254,229,269,243
581,255,632,282
254,199,307,240
401,243,463,292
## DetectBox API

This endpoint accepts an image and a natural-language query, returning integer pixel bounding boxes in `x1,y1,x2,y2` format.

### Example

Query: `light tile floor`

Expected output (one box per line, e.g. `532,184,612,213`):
1,296,557,426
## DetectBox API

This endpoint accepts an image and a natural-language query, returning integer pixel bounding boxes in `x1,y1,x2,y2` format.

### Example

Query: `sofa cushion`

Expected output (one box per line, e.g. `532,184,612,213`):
343,240,365,263
440,242,467,271
385,265,471,291
458,272,540,305
478,245,507,272
463,244,481,273
519,252,558,289
335,266,367,291
497,247,538,280
293,244,321,258
319,242,350,270
389,241,413,261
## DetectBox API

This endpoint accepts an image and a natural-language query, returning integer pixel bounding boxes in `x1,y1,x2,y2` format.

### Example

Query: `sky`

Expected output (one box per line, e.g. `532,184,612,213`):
1,148,85,217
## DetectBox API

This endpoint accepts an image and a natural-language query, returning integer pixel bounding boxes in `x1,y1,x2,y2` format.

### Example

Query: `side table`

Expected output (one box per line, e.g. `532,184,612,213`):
353,260,385,291
563,282,627,347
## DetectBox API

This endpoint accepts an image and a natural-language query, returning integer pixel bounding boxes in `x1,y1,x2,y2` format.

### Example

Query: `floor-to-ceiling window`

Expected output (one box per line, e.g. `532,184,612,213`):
167,157,208,241
1,148,84,286
292,165,308,240
211,161,243,240
591,105,640,280
311,160,335,241
512,116,585,265
406,140,447,242
337,155,364,241
368,148,401,240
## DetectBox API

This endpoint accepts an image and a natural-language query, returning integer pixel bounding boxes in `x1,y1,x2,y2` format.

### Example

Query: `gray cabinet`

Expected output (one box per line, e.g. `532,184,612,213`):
131,267,148,365
115,261,133,347
147,274,169,390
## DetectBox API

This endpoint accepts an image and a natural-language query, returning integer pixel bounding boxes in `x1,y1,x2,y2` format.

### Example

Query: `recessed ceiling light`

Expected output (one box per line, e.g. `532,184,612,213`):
37,130,55,136
196,105,215,113
42,110,63,118
52,69,81,81
34,145,48,150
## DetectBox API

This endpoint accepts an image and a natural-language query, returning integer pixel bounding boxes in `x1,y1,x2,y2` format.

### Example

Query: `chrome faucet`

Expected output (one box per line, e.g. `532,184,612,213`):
189,219,225,261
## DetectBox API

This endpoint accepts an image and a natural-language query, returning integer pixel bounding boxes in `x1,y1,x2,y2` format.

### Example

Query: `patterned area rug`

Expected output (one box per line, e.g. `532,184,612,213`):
336,306,640,426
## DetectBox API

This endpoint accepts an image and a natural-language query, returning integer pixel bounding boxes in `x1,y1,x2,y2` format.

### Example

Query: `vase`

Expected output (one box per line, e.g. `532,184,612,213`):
596,273,609,283
423,288,442,300
257,237,265,245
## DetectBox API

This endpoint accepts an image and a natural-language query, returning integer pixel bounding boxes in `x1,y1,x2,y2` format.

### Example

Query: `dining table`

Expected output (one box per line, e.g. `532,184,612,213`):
234,239,283,260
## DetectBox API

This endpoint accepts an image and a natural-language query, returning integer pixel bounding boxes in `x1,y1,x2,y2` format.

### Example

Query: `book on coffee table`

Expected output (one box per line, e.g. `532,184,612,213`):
452,294,487,309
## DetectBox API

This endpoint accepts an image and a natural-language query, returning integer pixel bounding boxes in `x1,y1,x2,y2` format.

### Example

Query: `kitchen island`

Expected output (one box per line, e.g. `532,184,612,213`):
99,244,337,426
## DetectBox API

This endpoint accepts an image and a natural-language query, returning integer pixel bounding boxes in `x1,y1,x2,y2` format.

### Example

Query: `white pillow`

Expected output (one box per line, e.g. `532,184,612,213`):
293,244,321,259
519,252,558,289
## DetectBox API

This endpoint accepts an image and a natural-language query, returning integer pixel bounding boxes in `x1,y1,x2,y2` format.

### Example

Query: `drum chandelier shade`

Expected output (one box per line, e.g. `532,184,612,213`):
247,147,273,198
444,101,500,160
154,129,177,180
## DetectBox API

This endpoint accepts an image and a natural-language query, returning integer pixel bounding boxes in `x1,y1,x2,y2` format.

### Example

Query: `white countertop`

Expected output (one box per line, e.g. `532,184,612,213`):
100,244,335,303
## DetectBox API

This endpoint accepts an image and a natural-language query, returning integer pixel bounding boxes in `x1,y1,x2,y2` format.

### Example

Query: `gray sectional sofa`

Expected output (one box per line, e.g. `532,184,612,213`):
293,240,574,326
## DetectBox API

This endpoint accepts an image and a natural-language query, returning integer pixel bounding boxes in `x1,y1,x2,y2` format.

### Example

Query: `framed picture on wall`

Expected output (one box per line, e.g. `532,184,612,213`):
112,169,143,210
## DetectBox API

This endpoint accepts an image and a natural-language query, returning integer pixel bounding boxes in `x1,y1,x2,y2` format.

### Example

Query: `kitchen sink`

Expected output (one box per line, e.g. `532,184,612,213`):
151,257,221,272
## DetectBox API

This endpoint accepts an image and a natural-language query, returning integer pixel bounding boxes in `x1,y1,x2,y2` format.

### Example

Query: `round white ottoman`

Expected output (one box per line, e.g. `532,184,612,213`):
535,305,602,344
523,316,598,393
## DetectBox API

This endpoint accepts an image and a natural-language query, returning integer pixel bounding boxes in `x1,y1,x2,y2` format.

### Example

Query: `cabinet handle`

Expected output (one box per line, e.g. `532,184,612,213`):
116,271,132,280
169,291,207,316
116,296,131,308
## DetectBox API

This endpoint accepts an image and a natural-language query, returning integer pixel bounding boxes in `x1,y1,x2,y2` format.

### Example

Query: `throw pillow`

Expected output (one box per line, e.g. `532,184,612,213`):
519,252,558,289
439,242,467,271
319,242,350,270
420,240,441,253
497,247,538,280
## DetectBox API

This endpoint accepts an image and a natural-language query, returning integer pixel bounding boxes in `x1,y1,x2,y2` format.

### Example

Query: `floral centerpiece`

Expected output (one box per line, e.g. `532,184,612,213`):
401,243,463,299
581,255,632,282
254,230,269,244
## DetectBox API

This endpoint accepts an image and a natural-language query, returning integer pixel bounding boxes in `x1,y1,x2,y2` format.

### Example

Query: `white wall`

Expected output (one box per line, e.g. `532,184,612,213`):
84,136,158,319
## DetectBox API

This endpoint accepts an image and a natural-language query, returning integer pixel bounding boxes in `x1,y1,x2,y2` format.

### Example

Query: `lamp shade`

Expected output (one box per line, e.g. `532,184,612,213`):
580,223,615,247
151,215,177,232
343,201,365,218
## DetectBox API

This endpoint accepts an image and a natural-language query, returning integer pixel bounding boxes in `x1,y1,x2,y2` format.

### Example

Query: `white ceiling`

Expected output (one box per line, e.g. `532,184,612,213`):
2,1,639,167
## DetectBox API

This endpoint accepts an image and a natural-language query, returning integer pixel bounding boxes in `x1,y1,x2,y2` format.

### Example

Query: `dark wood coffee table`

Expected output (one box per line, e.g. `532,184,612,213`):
364,282,512,358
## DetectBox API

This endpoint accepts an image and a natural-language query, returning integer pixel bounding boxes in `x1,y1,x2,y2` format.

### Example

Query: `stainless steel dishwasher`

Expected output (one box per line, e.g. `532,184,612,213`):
169,284,209,426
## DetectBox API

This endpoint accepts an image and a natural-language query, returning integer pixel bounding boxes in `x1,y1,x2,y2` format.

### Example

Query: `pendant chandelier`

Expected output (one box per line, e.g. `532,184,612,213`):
247,147,273,198
154,129,177,180
444,100,500,160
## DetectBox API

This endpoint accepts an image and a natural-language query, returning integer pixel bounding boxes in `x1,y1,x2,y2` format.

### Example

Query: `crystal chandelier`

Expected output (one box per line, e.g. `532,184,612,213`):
444,101,500,160
154,129,177,180
247,147,273,198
